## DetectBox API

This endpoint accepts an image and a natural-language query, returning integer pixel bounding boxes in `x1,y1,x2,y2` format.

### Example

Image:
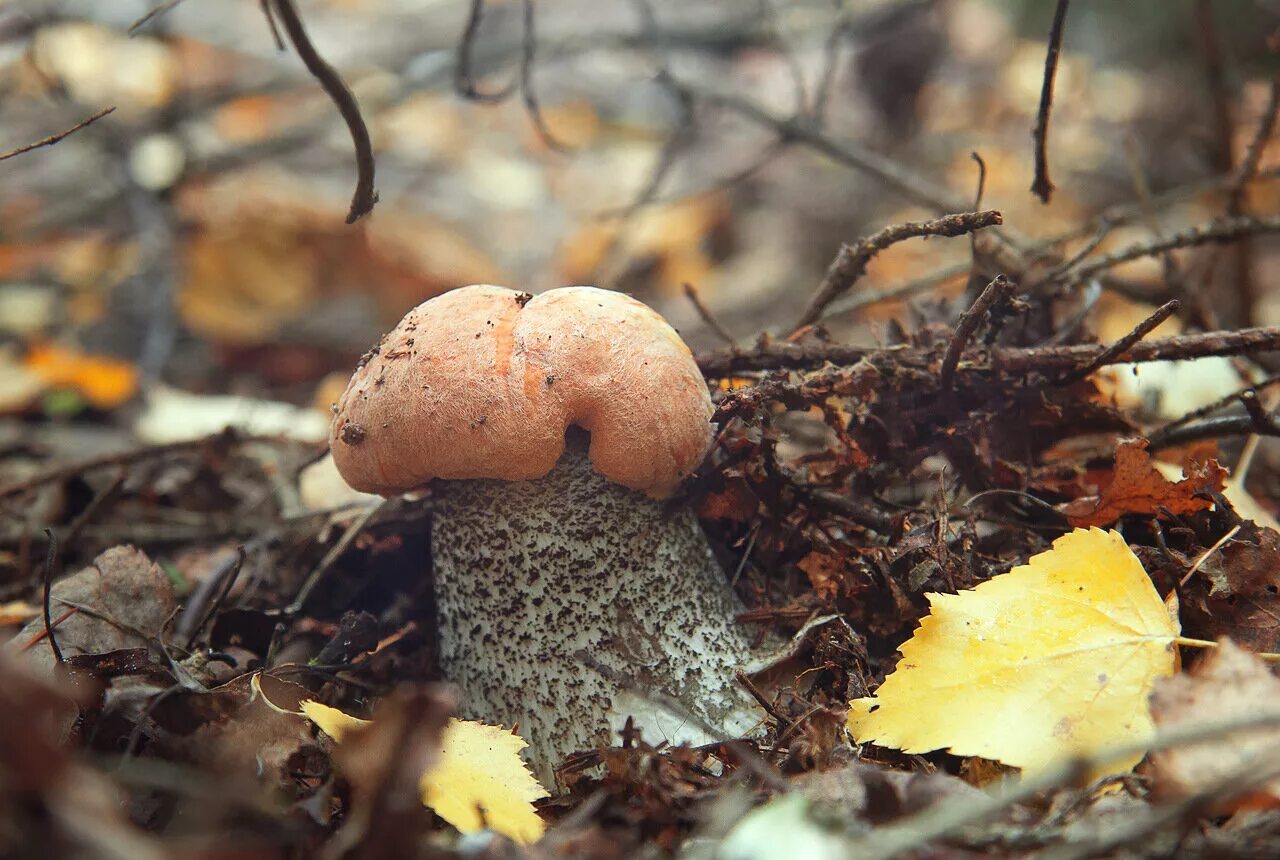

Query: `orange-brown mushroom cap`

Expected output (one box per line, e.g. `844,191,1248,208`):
329,285,714,498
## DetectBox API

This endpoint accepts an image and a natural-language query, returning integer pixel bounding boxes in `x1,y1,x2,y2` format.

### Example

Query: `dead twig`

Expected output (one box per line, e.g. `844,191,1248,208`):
0,106,116,162
697,324,1280,376
1063,216,1280,287
518,0,569,151
0,432,310,500
683,282,736,347
128,1,188,35
1228,73,1280,212
940,275,1014,392
793,210,1003,332
671,78,971,215
455,0,516,101
1030,0,1070,203
1151,374,1280,435
268,0,377,223
41,528,64,664
286,500,387,614
1055,299,1180,386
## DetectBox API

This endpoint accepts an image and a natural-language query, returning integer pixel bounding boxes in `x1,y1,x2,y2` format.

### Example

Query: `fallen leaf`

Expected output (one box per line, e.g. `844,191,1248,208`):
24,342,138,410
421,719,548,846
1148,639,1280,812
303,701,548,845
300,700,368,741
847,528,1178,776
1153,459,1280,531
0,600,39,625
1061,438,1227,527
133,385,329,444
797,551,845,601
1182,523,1280,653
8,545,177,675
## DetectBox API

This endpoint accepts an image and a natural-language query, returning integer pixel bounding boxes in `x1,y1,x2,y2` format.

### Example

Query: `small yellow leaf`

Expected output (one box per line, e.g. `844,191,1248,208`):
301,702,548,845
848,528,1178,776
423,720,549,846
301,700,369,740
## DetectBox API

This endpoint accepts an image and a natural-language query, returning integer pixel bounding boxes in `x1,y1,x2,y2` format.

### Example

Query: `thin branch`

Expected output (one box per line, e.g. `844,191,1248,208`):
671,78,971,215
1055,299,1180,385
268,0,377,223
455,0,515,102
258,0,286,51
851,710,1280,860
519,0,569,151
1030,0,1070,203
1064,216,1280,286
286,500,387,615
1228,72,1280,211
0,106,116,162
792,209,1003,332
683,282,736,347
940,275,1014,392
41,529,64,664
816,260,970,323
1039,219,1112,286
0,432,310,500
697,325,1280,377
1150,373,1280,435
128,0,188,35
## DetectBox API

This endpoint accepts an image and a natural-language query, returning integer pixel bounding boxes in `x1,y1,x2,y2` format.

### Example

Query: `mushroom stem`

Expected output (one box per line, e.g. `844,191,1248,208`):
431,433,757,785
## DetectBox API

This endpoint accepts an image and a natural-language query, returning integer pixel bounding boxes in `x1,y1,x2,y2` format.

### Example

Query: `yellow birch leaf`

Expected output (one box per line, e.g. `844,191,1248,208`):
421,720,548,846
301,701,548,845
847,528,1178,776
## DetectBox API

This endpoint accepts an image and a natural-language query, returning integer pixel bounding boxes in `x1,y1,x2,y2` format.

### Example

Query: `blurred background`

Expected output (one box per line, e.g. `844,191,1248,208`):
1,0,1278,448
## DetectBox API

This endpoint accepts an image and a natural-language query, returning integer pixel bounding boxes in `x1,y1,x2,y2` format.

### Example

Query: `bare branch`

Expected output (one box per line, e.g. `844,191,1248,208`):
792,210,1003,332
1030,0,1070,203
268,0,377,224
0,106,115,162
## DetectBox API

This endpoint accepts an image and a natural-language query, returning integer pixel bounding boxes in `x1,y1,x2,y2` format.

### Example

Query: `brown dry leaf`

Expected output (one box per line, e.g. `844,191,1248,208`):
186,674,316,786
8,545,177,675
695,478,758,522
1061,438,1227,527
1148,639,1280,813
797,551,845,602
176,172,505,345
0,653,165,859
23,342,139,410
1182,523,1280,653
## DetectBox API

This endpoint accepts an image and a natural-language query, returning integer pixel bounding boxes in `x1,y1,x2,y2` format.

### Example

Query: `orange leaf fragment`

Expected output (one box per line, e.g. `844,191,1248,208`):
1061,438,1226,527
24,342,138,410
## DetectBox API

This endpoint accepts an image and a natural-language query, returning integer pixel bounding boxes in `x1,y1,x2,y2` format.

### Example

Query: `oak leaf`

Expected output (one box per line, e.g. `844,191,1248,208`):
1061,438,1226,527
302,701,548,845
847,528,1177,775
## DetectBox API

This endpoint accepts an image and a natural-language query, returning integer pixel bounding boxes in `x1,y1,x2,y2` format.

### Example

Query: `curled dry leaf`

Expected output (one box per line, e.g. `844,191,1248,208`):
1147,639,1280,813
848,528,1178,776
1061,438,1227,527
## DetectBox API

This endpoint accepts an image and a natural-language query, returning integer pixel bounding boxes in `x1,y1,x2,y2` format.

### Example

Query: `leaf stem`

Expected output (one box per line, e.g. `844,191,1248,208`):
1175,636,1280,662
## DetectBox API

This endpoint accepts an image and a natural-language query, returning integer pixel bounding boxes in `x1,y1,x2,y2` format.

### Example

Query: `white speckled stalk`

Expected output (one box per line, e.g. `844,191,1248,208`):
431,436,757,786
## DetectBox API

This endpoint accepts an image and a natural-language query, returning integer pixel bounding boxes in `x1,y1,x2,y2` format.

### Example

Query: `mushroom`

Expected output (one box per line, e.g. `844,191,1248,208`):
329,285,756,783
